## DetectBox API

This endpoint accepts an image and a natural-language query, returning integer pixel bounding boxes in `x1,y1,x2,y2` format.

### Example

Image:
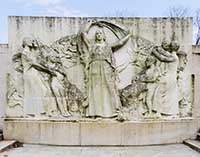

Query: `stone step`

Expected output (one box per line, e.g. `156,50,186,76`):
197,133,200,141
0,129,3,141
0,133,3,141
0,140,22,153
183,139,200,152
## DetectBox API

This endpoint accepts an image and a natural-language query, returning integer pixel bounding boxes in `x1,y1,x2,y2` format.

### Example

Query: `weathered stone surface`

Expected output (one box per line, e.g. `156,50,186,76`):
80,122,123,145
4,119,80,145
192,45,200,54
3,118,200,146
191,45,200,118
0,44,8,130
1,16,200,146
6,16,194,121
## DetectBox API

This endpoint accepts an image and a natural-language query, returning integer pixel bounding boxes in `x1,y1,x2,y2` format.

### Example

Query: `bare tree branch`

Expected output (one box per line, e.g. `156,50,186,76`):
195,9,200,45
165,6,191,17
164,6,200,45
104,9,137,17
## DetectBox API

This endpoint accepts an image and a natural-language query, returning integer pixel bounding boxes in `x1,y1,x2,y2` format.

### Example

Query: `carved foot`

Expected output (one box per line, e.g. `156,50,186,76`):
24,114,35,118
161,114,179,120
153,112,161,119
61,112,71,118
144,112,161,119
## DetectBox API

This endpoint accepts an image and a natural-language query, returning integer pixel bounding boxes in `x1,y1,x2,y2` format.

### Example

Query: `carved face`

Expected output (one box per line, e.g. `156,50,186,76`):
69,101,79,112
13,60,23,73
49,54,60,64
161,40,170,51
22,37,34,48
171,41,180,52
12,53,23,73
95,30,105,42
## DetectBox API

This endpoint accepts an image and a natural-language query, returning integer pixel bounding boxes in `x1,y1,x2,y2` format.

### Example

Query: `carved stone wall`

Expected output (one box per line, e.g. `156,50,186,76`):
3,16,200,146
191,45,200,117
6,16,194,121
0,44,8,129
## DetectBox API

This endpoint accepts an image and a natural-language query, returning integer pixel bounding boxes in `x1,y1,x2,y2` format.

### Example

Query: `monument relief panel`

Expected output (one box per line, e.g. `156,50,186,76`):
6,17,193,121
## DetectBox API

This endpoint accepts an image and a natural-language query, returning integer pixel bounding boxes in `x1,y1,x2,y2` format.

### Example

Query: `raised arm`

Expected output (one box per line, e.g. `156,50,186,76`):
80,20,94,50
111,33,131,52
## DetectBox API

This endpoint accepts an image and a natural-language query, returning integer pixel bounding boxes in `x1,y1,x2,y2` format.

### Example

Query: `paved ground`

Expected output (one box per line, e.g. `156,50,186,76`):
0,144,199,157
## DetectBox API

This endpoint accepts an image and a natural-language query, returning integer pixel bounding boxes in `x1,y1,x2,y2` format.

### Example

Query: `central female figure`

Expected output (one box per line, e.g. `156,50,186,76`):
81,21,131,118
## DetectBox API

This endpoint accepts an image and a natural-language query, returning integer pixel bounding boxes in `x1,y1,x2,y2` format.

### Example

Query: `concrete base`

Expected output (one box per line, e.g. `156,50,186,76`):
3,118,200,146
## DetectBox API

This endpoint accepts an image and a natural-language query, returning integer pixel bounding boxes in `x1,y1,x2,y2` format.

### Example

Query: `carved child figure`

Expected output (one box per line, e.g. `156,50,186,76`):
46,53,71,117
143,56,161,119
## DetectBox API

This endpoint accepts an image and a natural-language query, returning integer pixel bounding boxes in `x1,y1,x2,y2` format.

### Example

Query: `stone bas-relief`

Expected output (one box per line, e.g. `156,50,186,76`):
7,19,192,121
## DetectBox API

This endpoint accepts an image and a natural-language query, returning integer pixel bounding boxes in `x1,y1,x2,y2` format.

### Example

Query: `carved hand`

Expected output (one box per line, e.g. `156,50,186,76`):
49,70,57,77
127,29,133,37
96,21,104,27
87,19,97,26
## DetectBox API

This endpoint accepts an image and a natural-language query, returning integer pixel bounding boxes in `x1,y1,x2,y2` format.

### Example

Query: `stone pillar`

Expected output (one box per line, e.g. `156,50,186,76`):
193,73,200,118
0,44,8,130
191,46,200,118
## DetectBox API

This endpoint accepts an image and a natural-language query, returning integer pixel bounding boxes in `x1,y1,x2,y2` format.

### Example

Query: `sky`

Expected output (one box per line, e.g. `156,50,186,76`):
0,0,200,43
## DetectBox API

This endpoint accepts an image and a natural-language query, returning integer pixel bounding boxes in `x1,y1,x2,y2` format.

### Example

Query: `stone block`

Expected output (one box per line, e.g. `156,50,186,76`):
4,119,80,145
3,119,200,146
122,122,162,145
80,122,123,145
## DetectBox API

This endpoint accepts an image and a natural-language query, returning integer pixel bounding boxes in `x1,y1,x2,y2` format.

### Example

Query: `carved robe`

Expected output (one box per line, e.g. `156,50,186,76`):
154,52,179,116
86,43,121,117
22,50,57,116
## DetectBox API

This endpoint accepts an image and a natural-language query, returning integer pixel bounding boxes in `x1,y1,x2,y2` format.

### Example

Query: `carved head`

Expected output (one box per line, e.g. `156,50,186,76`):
12,53,23,73
22,37,34,48
49,54,60,63
161,40,171,51
161,39,180,52
170,40,180,52
145,56,156,68
95,29,106,42
22,37,41,49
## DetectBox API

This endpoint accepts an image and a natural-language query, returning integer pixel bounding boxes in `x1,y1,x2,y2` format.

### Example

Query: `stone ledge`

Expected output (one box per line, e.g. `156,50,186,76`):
0,140,22,153
183,139,200,152
3,118,200,146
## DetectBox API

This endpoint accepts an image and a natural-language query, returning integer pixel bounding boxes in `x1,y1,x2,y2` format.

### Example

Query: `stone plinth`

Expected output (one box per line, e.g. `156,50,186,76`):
3,118,200,146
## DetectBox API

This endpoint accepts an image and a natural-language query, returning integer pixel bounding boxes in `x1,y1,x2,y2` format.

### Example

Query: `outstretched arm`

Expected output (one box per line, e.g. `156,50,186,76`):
32,63,56,76
152,46,176,62
111,33,131,52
